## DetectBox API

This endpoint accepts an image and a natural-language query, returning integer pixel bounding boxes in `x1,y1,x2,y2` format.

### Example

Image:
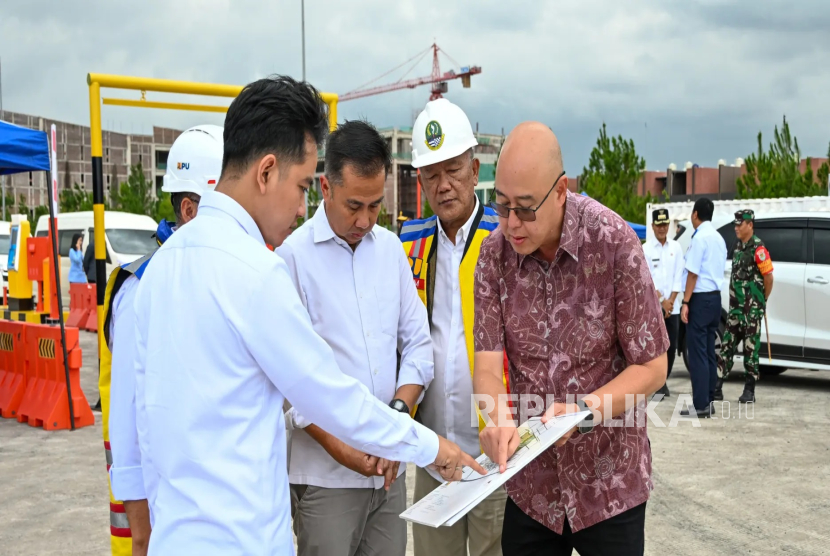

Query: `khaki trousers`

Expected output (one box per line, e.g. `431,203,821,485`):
290,473,407,556
413,466,506,556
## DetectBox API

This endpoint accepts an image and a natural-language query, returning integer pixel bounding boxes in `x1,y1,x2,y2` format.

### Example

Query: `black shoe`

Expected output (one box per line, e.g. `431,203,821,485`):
657,384,670,398
680,407,711,418
739,376,756,403
714,379,724,401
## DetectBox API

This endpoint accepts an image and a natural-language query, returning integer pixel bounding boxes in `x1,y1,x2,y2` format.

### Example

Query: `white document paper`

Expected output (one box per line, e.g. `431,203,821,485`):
401,411,590,528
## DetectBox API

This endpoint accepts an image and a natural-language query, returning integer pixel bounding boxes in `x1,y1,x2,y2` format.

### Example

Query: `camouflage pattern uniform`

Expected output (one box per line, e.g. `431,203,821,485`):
717,211,774,382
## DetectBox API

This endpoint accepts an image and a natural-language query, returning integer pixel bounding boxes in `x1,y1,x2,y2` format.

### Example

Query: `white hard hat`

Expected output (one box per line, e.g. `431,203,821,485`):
162,124,224,195
411,99,478,169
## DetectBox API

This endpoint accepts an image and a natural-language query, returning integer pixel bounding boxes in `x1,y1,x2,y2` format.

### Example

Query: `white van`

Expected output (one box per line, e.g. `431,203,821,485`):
35,211,158,304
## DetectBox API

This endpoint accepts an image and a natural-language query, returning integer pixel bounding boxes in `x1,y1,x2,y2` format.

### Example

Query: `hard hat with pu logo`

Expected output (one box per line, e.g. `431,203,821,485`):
411,99,478,169
162,124,224,195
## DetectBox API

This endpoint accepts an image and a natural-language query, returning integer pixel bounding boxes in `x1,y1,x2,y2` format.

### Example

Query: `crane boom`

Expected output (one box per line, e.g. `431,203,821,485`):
339,43,481,102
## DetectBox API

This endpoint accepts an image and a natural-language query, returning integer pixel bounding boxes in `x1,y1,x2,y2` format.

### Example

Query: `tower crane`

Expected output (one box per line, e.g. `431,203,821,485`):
339,43,481,102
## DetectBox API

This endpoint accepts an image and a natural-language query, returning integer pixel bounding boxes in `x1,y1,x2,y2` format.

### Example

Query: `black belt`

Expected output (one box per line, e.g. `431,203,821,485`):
691,291,720,297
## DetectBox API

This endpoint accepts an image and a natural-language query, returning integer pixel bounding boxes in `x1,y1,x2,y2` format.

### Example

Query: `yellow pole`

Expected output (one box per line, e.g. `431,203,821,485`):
102,98,230,113
88,80,106,359
325,95,338,132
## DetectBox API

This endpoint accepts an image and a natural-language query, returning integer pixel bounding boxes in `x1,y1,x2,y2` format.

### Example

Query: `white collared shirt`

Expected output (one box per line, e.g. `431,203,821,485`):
643,237,685,315
132,190,439,556
418,198,481,482
108,276,145,502
683,220,727,293
277,203,434,489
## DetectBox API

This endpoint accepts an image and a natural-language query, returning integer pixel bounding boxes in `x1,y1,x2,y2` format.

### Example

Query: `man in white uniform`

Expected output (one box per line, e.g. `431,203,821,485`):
132,76,483,556
642,208,685,398
104,124,223,555
279,120,433,556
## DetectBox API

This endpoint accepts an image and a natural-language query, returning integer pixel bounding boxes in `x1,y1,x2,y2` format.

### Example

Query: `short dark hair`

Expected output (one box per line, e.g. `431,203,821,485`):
325,120,392,186
221,75,329,178
171,192,201,224
693,197,714,222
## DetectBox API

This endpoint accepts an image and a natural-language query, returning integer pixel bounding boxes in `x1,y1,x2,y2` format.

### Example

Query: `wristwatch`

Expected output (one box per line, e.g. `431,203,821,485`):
389,399,410,415
576,399,595,435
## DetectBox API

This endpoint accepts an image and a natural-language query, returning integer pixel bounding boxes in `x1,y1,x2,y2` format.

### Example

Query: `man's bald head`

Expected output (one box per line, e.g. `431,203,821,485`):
498,122,563,185
492,122,569,260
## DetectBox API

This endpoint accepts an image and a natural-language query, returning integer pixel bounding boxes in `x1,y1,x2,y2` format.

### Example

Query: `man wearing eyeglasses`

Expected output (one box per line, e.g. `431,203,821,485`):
473,122,668,556
401,98,508,556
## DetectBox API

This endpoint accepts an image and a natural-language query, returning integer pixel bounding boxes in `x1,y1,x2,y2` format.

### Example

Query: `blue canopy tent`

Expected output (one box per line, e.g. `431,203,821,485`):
579,191,647,240
0,120,51,175
0,119,78,429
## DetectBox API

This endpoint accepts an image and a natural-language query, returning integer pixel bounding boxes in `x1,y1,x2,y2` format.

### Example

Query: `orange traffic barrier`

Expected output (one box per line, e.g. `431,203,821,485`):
67,283,93,329
0,320,28,419
82,284,98,332
16,323,94,431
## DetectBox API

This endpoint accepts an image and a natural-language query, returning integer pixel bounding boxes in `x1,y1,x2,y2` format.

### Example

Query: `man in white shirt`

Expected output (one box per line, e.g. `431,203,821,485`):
278,120,433,556
680,197,727,417
401,99,507,556
643,208,685,398
103,124,223,556
132,76,484,556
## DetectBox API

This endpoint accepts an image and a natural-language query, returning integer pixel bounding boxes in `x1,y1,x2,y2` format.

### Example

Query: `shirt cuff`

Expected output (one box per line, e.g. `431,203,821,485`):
109,465,147,502
396,359,433,395
285,407,310,431
413,424,440,469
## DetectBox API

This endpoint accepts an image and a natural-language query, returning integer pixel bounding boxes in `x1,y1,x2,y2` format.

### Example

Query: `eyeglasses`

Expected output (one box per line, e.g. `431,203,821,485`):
489,171,566,222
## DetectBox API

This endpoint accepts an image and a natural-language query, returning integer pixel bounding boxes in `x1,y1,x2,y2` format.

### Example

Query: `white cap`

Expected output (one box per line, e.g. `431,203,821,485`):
411,99,478,169
162,124,224,195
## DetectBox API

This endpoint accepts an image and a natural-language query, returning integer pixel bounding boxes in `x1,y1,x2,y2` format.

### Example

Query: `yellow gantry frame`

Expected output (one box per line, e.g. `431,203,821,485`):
87,73,339,357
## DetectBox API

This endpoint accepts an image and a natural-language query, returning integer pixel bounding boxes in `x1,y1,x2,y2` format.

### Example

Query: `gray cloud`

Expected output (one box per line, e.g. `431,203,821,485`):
1,0,828,171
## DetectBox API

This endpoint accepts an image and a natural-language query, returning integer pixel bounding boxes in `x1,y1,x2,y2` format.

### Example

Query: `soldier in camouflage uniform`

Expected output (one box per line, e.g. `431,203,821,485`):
716,209,775,403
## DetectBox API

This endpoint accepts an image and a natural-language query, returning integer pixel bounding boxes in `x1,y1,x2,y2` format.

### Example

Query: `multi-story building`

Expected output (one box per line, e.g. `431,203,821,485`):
0,109,179,211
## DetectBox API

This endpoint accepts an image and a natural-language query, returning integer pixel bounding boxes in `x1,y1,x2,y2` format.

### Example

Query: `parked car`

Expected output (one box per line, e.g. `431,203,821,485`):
35,211,158,305
669,212,830,375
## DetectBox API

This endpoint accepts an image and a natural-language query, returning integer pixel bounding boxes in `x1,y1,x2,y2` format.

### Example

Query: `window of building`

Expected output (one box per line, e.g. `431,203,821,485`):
81,174,85,185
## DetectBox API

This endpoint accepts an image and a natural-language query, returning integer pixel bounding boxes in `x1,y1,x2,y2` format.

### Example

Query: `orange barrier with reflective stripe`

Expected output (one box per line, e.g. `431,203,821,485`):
0,321,28,419
82,284,98,332
67,283,94,329
13,323,94,430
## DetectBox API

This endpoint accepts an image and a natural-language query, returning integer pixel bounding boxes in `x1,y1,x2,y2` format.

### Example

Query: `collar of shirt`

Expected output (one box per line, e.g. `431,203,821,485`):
312,200,376,248
518,190,580,269
437,196,480,246
197,190,265,246
693,220,714,238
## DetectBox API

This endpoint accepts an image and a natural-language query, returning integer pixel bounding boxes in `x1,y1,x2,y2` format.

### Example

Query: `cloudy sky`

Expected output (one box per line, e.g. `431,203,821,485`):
2,0,828,171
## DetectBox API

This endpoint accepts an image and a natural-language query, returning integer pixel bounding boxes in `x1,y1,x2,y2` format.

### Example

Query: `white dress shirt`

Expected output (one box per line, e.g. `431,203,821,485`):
418,198,481,482
108,276,145,502
683,220,727,293
277,202,434,489
643,237,685,315
132,190,439,556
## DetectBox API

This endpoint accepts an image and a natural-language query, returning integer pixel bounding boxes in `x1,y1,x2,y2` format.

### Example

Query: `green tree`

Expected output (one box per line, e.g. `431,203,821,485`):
17,194,29,217
59,184,97,213
422,198,435,219
1,193,14,220
153,191,177,223
297,186,322,226
33,205,50,222
581,123,652,224
737,116,830,199
110,164,156,216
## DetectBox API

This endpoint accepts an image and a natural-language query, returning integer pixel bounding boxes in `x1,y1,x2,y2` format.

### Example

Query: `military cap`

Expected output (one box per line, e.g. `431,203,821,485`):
652,208,670,225
733,209,754,225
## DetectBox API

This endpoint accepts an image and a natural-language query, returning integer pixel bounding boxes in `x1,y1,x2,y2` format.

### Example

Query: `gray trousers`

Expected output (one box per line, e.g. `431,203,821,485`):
413,466,506,556
290,473,407,556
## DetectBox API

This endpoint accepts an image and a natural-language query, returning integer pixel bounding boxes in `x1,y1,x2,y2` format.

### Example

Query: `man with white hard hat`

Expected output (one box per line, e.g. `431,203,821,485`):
100,124,223,556
131,76,482,555
401,98,508,556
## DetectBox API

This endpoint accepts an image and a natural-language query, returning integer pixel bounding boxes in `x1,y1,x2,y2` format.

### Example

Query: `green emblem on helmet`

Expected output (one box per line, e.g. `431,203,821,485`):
425,120,445,151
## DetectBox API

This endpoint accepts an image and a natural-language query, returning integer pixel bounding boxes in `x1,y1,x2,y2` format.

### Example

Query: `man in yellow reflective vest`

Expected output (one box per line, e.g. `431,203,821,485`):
401,99,508,556
99,125,223,556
